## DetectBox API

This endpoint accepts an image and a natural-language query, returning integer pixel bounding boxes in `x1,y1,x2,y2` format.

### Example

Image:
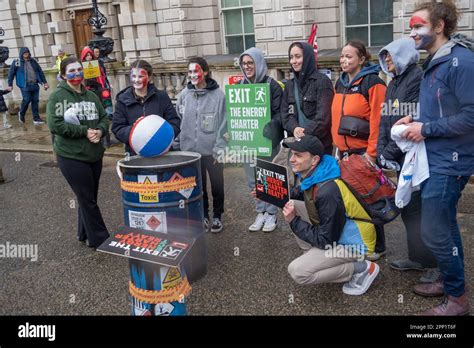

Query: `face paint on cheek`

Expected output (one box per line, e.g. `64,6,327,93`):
409,15,435,49
341,58,350,68
131,68,149,90
189,63,204,85
65,63,84,85
410,26,435,49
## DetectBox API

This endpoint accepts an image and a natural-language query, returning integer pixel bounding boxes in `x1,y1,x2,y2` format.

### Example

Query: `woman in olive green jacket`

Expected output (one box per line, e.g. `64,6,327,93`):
46,57,110,248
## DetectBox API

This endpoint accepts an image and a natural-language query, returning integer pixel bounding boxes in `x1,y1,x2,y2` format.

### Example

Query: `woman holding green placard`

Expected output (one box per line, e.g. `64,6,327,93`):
281,41,334,155
176,57,227,233
239,47,284,233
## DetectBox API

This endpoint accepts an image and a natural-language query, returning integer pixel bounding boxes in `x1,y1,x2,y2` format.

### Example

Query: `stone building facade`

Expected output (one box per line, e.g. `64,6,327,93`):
2,0,473,64
0,0,473,109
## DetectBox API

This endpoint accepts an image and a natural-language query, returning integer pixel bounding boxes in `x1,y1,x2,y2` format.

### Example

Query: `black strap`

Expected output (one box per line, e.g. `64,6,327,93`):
293,82,309,129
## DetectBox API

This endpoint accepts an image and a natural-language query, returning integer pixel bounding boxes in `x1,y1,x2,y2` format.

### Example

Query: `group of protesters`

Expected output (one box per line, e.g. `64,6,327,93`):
284,0,473,316
28,0,472,316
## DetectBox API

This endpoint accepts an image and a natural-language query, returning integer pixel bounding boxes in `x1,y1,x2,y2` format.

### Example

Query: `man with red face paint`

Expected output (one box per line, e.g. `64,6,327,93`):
112,60,181,155
176,57,227,233
46,57,110,248
395,0,474,316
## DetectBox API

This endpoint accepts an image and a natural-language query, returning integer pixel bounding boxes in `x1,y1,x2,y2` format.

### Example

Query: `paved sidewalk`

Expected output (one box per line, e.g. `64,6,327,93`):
1,151,473,315
0,113,124,157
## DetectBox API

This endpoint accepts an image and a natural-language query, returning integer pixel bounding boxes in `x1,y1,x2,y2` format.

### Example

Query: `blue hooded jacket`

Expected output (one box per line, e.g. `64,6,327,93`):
8,47,47,90
300,155,340,191
419,40,474,176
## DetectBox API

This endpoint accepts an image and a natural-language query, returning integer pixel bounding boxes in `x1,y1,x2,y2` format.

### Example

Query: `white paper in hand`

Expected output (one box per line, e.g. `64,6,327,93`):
64,107,81,125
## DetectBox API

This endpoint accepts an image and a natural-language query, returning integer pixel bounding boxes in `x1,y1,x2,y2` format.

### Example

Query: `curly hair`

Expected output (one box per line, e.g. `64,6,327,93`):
414,0,461,37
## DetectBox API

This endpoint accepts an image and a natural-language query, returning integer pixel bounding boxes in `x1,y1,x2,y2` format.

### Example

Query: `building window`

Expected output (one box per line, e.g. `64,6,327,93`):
345,0,393,47
221,0,255,54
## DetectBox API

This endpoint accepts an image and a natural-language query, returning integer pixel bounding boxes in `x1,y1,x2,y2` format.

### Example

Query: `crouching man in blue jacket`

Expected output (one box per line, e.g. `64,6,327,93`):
282,136,380,296
398,0,474,315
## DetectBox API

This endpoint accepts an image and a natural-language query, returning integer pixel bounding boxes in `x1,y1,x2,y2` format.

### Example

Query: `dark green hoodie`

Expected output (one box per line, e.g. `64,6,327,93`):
46,81,109,163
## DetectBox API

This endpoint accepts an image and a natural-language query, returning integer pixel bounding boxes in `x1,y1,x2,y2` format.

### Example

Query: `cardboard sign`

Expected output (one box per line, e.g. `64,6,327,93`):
254,159,290,208
228,75,244,85
97,225,195,267
83,60,100,79
225,83,272,157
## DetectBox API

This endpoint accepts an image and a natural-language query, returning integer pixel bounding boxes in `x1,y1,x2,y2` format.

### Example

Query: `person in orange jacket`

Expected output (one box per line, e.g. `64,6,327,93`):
331,40,386,163
331,40,387,261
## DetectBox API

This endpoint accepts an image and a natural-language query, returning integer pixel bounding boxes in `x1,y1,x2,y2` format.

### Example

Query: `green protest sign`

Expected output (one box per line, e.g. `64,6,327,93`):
225,83,272,157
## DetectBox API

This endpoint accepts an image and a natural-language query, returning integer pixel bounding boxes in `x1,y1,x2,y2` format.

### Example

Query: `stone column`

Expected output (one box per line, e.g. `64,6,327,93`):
44,0,74,64
0,0,25,65
16,0,54,66
156,0,222,63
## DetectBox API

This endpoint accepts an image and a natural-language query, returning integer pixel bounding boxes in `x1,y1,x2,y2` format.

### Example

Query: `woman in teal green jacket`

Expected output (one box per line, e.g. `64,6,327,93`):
46,57,110,248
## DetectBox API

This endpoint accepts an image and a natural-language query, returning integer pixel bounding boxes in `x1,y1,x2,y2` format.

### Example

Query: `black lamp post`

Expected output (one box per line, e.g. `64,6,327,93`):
87,0,115,62
0,27,9,68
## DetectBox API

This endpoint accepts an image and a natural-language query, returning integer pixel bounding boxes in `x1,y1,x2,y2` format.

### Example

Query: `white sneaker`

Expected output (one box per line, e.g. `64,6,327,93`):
262,212,277,232
342,261,380,296
210,218,223,233
249,213,265,232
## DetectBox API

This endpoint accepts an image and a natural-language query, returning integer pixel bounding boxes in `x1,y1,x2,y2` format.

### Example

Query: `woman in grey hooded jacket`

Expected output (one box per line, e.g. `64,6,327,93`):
176,57,227,233
239,47,284,233
377,37,437,282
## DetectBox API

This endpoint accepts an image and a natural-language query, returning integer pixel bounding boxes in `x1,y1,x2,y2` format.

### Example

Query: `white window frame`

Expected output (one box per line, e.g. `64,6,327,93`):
219,1,255,54
342,0,394,47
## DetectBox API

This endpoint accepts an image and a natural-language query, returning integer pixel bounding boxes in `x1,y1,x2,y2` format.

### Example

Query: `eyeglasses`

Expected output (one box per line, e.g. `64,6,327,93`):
241,61,254,67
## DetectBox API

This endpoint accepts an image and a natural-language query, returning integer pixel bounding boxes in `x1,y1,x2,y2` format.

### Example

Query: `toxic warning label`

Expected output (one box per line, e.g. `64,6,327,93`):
128,210,167,233
137,175,158,203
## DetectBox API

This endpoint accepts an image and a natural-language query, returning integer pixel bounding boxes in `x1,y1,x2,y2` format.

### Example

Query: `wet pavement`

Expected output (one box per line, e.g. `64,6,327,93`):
0,115,473,316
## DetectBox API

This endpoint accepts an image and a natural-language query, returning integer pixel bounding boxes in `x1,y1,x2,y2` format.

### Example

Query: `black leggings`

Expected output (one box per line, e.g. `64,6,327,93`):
200,155,224,219
57,155,109,247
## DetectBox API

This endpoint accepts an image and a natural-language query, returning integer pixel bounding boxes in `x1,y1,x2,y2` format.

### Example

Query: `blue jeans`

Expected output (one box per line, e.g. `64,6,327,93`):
20,84,40,119
420,173,469,297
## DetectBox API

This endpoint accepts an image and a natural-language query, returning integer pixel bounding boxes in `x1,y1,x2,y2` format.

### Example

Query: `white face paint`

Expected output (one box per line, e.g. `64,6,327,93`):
188,63,204,85
342,57,350,68
65,62,84,85
409,26,431,38
130,68,149,90
66,62,82,75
